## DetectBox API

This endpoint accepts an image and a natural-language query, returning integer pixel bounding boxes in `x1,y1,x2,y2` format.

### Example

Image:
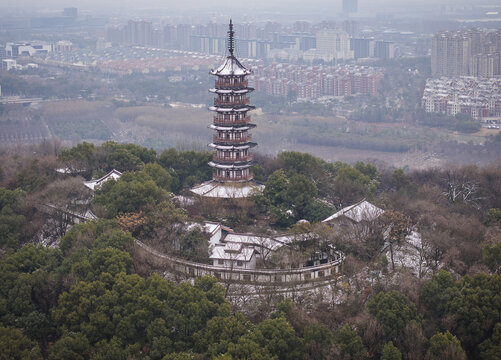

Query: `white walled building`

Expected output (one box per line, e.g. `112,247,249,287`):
5,42,53,58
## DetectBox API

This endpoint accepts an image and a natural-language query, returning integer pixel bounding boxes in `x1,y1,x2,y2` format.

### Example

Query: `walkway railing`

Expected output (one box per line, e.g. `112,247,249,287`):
135,240,344,285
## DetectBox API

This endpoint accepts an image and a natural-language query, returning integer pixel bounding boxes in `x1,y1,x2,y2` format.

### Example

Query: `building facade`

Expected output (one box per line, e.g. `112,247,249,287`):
431,29,501,78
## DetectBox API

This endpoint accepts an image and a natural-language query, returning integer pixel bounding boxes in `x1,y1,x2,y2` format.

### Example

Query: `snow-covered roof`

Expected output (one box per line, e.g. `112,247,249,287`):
209,106,254,112
209,88,252,94
208,162,252,170
190,180,264,198
210,244,256,262
56,167,85,174
209,124,253,131
208,144,253,150
224,233,283,251
322,200,384,223
83,169,122,191
83,210,98,220
203,221,233,236
210,56,251,76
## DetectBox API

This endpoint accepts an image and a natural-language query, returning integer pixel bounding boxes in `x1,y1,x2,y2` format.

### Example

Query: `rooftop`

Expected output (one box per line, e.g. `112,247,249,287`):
190,180,264,198
323,199,384,223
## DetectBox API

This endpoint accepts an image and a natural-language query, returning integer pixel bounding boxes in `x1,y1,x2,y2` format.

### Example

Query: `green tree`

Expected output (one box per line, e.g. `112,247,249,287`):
0,245,62,345
49,332,90,360
15,159,49,192
102,141,156,166
162,353,193,360
250,317,303,360
426,331,466,360
354,162,380,180
142,162,172,191
479,322,501,360
70,247,133,282
278,151,324,178
58,219,125,255
158,149,211,192
0,326,42,360
381,341,402,360
179,227,209,263
284,174,317,219
367,291,419,342
334,165,377,205
93,172,163,217
334,324,367,360
422,272,501,354
0,188,26,249
263,169,289,206
484,241,501,273
194,314,250,357
90,337,128,360
58,142,97,174
485,208,501,226
390,169,414,193
105,148,143,172
421,270,458,318
0,206,26,249
303,322,334,360
226,336,275,360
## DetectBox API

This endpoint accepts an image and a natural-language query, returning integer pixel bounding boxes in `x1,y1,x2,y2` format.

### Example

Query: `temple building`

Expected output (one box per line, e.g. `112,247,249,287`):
191,20,264,198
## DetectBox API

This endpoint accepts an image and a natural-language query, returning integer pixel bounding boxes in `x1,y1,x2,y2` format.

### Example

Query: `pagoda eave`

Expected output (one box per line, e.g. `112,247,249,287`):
209,143,257,150
209,124,255,131
208,162,252,170
209,106,255,112
209,88,254,94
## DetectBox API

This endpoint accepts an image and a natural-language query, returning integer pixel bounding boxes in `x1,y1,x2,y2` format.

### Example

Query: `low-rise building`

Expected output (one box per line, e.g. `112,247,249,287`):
422,77,501,119
83,169,122,191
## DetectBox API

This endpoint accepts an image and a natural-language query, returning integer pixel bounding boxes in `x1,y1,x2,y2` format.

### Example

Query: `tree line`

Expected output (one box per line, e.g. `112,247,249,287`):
1,141,501,359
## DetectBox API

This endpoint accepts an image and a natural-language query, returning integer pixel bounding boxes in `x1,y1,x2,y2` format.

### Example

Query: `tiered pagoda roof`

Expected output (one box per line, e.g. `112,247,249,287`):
190,20,264,198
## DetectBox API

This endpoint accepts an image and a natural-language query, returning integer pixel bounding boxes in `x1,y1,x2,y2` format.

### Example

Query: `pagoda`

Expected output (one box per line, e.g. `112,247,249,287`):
191,20,264,198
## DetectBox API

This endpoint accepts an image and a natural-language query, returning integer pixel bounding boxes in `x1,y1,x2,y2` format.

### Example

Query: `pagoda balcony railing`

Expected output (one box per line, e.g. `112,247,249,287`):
214,98,250,106
213,116,251,125
213,134,252,143
213,173,253,182
215,80,248,88
213,155,253,163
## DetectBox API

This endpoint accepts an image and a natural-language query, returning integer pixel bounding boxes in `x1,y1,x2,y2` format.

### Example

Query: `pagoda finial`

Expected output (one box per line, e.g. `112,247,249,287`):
228,19,235,56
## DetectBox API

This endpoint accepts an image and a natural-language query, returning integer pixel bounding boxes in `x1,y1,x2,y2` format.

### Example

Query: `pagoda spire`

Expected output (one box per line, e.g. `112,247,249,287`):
190,20,265,198
228,19,235,56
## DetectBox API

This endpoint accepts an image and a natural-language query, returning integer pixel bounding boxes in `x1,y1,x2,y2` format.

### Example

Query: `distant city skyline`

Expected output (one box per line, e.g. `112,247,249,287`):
0,0,496,13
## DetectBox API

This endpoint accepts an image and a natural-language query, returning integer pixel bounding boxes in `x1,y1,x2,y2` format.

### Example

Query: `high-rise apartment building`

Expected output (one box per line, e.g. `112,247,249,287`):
316,29,353,60
350,38,374,59
431,29,501,77
374,41,395,60
124,20,153,46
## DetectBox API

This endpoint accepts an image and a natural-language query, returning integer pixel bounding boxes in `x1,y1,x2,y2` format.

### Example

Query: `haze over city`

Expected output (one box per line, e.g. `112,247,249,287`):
0,0,501,359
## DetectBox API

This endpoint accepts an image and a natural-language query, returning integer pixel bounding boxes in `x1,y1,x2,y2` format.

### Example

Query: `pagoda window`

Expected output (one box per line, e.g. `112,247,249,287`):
226,171,230,178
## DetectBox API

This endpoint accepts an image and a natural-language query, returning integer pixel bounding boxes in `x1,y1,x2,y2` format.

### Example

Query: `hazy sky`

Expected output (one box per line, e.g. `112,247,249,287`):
1,0,489,11
1,0,498,23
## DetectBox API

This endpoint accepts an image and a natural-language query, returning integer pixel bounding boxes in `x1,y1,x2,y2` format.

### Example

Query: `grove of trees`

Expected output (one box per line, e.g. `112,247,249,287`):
0,140,501,359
